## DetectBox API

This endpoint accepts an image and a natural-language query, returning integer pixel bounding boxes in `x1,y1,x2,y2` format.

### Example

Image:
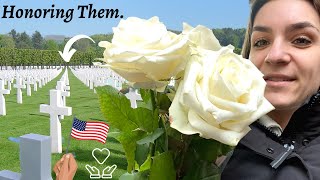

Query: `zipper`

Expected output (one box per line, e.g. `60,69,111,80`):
270,143,295,169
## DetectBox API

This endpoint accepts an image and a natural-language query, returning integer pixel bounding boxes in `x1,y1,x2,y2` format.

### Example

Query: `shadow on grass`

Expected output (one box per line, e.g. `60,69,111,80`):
77,106,101,109
76,96,96,99
109,148,125,156
29,113,49,118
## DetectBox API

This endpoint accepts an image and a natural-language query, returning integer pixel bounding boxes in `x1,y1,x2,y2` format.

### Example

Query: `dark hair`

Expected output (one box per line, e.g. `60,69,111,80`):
242,0,320,59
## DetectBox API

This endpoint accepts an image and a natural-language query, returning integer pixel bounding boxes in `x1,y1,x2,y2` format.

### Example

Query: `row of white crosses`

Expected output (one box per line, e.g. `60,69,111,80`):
40,68,72,153
12,69,62,104
70,66,143,109
70,66,126,92
0,68,63,116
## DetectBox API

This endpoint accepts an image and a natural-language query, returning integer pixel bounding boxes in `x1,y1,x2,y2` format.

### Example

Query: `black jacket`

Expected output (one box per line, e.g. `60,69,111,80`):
221,103,320,180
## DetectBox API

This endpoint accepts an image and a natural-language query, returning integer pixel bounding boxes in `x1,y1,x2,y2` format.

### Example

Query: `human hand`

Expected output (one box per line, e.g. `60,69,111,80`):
54,153,78,180
102,164,117,179
85,164,101,179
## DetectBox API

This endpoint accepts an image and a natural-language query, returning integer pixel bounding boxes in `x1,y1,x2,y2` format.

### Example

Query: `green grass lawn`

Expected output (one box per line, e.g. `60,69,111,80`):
0,68,127,179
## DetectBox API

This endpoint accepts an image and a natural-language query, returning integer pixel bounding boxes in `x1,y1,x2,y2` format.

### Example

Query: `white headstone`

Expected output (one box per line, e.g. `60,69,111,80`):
0,80,10,116
40,90,72,153
7,80,12,91
38,78,43,88
13,77,26,104
33,80,38,92
89,80,94,90
25,77,33,96
125,88,143,109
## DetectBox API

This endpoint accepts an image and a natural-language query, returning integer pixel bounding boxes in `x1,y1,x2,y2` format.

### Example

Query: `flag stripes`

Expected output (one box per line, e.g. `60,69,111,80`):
70,118,109,144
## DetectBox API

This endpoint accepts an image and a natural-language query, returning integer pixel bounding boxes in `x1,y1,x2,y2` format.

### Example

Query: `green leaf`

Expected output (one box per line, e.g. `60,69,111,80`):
137,89,153,110
149,151,176,180
183,160,220,180
135,128,164,166
116,131,145,171
156,116,168,153
96,86,157,133
190,138,223,161
140,155,152,171
119,170,150,180
96,86,159,171
135,142,150,167
157,92,172,111
137,128,164,145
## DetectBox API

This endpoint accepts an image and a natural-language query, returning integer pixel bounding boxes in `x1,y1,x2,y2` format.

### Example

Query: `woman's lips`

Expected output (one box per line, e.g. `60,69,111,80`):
264,74,296,87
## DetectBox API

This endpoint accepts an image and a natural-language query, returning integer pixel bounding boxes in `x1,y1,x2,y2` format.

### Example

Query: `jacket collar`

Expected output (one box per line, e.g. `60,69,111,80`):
240,122,287,160
282,102,320,142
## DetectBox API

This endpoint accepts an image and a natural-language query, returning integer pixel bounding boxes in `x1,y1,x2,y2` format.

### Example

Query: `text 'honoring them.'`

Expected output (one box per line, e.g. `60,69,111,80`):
0,4,124,23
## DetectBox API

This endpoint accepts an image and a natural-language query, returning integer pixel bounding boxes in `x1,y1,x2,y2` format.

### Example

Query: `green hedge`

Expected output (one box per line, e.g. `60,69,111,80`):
0,48,97,67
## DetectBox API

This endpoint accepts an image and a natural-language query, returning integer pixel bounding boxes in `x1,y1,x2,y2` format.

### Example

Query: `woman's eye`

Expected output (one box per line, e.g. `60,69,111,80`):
253,39,269,48
292,36,312,46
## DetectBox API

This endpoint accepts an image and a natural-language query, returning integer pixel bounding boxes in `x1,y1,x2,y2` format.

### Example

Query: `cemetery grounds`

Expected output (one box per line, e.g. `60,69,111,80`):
0,68,127,179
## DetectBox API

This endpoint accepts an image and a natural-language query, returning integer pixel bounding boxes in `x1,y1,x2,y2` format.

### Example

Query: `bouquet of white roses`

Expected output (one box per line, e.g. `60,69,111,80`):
95,16,274,179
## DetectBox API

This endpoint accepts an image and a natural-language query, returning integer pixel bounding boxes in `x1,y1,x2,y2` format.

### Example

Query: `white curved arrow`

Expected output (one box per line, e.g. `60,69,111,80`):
59,34,95,62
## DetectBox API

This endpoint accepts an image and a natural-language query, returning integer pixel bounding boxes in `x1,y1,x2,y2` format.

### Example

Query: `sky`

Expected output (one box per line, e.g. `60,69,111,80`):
0,0,250,37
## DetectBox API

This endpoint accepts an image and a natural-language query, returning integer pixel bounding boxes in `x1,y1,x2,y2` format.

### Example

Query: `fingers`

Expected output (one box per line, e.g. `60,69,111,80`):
59,154,70,178
53,154,67,180
67,153,78,179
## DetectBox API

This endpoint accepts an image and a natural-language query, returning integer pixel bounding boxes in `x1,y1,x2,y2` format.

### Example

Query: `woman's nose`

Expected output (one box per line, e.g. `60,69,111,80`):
264,40,291,64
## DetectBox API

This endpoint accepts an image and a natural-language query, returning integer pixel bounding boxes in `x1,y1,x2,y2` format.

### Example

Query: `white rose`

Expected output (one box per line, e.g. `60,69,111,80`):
98,16,190,91
182,23,221,51
169,46,274,146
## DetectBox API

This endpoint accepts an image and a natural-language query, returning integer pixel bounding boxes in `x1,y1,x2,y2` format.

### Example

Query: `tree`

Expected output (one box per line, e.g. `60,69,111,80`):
44,40,59,50
72,38,91,52
32,31,44,49
0,35,15,48
8,29,18,42
16,32,33,49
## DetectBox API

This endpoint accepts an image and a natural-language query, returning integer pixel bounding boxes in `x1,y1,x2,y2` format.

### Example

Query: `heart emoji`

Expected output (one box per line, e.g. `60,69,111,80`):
92,148,110,165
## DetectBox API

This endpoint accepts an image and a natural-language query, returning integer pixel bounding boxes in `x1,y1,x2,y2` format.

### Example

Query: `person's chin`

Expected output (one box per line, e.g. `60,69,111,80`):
266,93,292,108
268,99,300,111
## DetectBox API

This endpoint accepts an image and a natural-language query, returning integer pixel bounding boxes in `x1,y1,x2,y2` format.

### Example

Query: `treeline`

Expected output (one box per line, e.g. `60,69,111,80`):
0,29,112,67
0,28,245,67
212,28,246,54
171,28,246,54
0,48,97,69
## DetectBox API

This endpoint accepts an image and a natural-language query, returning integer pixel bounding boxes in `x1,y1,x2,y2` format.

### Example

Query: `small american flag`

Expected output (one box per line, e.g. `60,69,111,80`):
71,118,109,144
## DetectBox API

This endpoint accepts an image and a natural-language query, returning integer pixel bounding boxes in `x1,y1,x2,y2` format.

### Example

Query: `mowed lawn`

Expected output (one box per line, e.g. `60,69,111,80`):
0,67,127,179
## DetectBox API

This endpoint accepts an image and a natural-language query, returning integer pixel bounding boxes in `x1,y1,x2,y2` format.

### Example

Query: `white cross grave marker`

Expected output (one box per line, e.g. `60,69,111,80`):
125,88,143,109
0,79,10,116
7,80,12,91
33,79,38,92
13,77,26,104
38,78,43,88
40,90,72,153
25,77,33,96
56,81,70,120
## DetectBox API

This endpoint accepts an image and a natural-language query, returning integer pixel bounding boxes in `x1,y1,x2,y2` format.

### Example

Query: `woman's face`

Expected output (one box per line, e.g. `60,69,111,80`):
250,0,320,111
